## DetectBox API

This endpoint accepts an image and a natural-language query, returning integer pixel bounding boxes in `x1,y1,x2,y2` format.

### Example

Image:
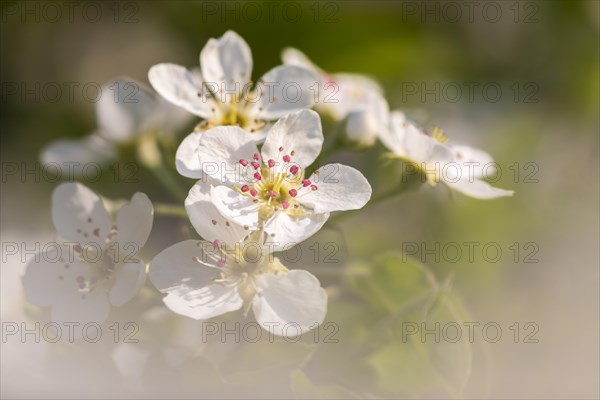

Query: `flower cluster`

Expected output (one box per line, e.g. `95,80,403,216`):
27,30,513,337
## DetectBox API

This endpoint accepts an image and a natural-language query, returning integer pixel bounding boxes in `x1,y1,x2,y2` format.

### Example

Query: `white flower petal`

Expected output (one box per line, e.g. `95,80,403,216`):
283,47,382,120
163,283,243,321
450,144,495,179
210,185,259,230
378,110,406,155
40,133,116,175
402,123,439,163
195,126,259,185
52,182,112,245
175,131,204,179
281,47,321,74
200,30,252,100
115,192,154,251
428,142,456,165
148,63,214,118
260,109,323,170
346,108,378,146
393,122,455,166
251,65,319,119
301,164,372,214
264,212,329,251
444,178,514,199
96,77,160,142
149,240,220,293
109,260,146,307
185,179,248,244
252,270,327,337
51,285,110,325
334,73,383,97
23,246,88,307
321,73,383,119
149,240,243,320
346,94,389,147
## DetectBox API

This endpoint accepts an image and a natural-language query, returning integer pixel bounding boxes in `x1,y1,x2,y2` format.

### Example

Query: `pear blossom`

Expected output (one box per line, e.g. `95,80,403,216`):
23,182,153,325
148,31,319,139
41,77,191,176
377,107,514,199
282,47,385,146
149,232,327,336
176,109,372,247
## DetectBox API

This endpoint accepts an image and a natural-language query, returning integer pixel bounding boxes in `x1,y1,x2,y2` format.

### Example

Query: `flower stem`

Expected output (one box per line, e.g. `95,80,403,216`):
137,133,189,202
153,203,188,219
149,163,189,201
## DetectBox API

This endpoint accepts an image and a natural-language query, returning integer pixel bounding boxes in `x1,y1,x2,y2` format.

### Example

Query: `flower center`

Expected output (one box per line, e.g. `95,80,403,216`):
429,126,448,144
71,228,119,296
195,96,266,133
237,147,319,224
192,237,288,313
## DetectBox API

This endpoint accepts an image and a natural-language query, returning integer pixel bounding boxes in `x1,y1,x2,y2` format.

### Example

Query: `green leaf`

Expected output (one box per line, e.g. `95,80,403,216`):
425,287,474,393
300,300,380,394
343,253,476,398
367,341,441,397
346,253,437,313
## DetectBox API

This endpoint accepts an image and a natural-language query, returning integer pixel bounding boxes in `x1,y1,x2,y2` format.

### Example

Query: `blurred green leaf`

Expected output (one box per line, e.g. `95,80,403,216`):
346,253,437,312
342,253,475,398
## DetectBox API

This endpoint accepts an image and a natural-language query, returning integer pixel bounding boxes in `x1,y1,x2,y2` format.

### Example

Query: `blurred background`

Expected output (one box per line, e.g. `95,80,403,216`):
1,1,598,398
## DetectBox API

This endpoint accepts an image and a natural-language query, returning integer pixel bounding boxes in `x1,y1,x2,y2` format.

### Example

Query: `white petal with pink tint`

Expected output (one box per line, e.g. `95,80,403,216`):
52,182,112,246
149,240,244,320
25,183,154,326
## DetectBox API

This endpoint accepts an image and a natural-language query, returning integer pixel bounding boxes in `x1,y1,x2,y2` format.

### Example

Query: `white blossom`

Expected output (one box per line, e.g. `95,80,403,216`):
282,47,385,146
23,183,153,325
41,78,190,175
177,109,372,247
149,31,319,139
149,233,327,337
377,106,514,199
